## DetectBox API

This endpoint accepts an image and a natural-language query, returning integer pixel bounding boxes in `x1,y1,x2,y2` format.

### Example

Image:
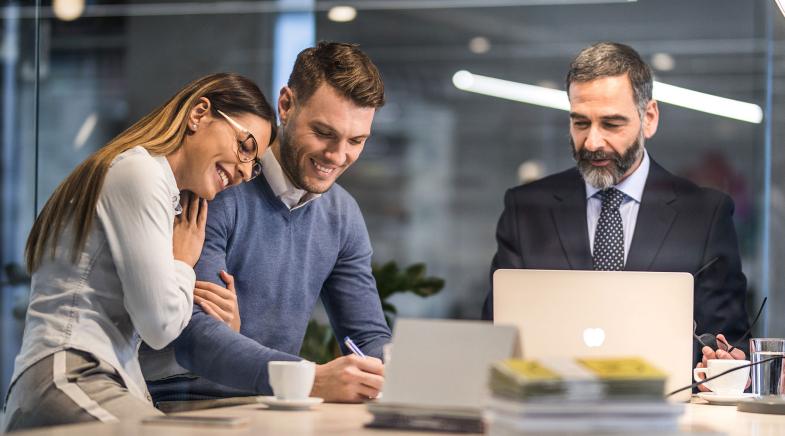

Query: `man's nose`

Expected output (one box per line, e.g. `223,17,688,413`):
583,127,606,152
323,140,349,166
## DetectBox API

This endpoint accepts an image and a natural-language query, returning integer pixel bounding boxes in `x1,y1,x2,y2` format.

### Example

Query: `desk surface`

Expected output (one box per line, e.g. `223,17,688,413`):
10,401,785,436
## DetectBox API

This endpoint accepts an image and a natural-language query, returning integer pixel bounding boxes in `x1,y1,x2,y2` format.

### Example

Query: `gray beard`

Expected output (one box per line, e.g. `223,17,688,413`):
572,132,644,190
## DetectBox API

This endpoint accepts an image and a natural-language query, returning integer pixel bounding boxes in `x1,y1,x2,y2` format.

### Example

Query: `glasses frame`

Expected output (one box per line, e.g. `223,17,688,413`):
216,109,262,181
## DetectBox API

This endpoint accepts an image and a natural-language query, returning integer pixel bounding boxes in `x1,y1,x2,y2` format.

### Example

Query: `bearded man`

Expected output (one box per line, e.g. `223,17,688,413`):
480,42,750,369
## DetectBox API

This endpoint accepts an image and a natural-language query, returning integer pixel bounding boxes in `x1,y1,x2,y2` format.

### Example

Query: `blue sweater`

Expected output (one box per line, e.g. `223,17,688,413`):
147,176,391,400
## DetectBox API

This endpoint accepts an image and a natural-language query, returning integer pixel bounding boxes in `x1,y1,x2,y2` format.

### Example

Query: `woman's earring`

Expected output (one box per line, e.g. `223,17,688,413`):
192,124,197,130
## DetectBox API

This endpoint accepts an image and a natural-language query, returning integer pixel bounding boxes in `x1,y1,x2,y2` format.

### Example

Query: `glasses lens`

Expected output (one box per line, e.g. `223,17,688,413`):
237,135,258,162
250,160,262,180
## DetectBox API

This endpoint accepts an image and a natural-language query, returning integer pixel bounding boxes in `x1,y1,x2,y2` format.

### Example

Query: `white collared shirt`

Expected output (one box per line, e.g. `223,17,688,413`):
261,149,321,210
12,146,196,404
585,149,650,264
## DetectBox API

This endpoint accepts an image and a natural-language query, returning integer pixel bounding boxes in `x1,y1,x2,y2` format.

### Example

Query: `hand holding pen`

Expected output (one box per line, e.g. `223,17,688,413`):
344,336,367,358
309,336,384,402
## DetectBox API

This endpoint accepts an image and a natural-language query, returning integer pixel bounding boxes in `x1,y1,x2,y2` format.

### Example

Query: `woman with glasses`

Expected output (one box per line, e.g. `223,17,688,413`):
3,73,276,431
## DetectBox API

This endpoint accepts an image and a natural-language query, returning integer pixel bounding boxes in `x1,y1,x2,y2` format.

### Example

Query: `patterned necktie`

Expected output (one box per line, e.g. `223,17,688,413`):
592,188,625,271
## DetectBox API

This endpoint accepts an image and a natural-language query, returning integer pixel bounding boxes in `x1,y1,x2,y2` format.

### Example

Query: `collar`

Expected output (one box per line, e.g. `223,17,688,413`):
261,148,321,210
585,148,650,203
153,154,182,215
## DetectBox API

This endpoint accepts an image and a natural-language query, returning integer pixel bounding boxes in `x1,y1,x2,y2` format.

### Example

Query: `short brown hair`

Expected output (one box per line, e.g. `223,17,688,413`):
288,41,385,108
566,42,653,116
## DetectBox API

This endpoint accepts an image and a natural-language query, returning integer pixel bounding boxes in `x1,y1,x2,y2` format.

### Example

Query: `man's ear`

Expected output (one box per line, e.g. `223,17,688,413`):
187,97,211,132
643,99,659,139
278,86,295,125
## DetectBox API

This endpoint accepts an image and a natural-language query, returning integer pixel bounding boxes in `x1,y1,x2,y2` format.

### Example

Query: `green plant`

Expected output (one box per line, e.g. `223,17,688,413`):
373,261,445,326
299,261,445,363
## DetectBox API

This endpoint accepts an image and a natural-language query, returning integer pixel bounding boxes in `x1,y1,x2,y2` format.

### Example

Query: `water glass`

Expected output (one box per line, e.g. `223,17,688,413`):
750,338,785,396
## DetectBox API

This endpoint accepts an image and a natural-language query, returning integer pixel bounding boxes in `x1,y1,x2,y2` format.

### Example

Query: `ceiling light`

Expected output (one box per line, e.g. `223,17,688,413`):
453,70,763,124
53,0,85,21
73,113,98,149
452,70,569,111
653,81,763,124
775,0,785,17
651,53,675,72
327,5,357,22
468,36,491,54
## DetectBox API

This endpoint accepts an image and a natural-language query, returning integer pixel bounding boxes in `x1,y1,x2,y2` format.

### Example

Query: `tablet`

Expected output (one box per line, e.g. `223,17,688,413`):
142,415,250,427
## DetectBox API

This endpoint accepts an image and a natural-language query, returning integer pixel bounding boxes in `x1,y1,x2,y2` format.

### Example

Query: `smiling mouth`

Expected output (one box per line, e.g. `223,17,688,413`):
216,164,231,188
310,158,337,176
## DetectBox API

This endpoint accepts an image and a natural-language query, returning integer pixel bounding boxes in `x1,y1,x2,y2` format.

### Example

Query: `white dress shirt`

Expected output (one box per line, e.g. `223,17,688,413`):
11,146,195,403
261,149,321,210
585,149,650,265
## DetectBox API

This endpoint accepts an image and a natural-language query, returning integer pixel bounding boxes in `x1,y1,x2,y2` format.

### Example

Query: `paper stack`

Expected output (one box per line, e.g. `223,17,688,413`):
484,357,685,435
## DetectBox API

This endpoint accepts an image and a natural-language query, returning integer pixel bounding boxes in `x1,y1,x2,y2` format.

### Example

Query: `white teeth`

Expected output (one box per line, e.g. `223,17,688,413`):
311,159,335,174
216,167,229,188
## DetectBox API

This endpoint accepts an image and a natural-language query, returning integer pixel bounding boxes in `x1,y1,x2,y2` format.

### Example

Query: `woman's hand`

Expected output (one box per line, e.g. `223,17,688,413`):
172,191,207,267
195,270,241,332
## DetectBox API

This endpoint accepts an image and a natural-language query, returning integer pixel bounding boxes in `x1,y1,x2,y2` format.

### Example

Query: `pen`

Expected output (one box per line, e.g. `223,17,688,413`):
344,336,366,358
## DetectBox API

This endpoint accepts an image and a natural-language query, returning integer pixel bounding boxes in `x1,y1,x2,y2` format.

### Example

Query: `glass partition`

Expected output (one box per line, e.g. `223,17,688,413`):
319,0,773,324
2,0,784,399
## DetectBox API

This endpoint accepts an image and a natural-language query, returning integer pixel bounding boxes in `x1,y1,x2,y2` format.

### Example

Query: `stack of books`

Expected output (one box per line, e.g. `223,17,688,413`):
484,357,685,435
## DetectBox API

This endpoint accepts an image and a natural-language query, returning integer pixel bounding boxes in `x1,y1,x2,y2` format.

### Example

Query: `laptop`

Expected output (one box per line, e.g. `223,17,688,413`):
493,269,694,402
366,318,518,433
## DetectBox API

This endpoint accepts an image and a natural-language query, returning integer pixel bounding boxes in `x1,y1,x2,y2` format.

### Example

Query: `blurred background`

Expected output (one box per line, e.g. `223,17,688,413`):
2,0,785,395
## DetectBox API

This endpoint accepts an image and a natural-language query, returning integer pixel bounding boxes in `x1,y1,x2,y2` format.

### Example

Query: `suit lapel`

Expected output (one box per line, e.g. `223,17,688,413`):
626,160,678,271
552,170,593,270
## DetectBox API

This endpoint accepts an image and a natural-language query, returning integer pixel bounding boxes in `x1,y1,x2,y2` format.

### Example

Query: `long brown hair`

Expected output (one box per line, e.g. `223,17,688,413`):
26,73,276,273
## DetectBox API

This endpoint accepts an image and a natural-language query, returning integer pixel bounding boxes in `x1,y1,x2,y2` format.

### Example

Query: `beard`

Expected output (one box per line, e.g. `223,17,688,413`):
277,121,333,195
572,131,644,190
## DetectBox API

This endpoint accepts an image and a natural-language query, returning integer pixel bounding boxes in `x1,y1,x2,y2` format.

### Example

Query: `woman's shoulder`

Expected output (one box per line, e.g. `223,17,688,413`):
110,146,156,171
103,146,171,199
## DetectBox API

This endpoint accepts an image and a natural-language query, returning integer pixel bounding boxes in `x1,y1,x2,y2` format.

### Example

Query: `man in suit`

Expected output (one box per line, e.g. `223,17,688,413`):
481,42,749,371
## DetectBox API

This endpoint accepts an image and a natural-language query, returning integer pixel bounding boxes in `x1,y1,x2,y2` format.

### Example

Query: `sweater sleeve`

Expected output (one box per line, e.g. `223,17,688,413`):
320,196,392,360
171,189,300,394
97,152,195,350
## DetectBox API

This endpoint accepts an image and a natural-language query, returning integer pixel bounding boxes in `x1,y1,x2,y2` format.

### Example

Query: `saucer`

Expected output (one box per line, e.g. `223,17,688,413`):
696,392,755,405
257,396,324,410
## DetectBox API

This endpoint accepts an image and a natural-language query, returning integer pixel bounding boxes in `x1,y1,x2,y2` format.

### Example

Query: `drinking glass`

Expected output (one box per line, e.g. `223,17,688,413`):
750,338,785,396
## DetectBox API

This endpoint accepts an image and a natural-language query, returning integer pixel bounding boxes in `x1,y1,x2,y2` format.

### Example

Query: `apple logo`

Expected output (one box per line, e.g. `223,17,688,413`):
582,328,606,347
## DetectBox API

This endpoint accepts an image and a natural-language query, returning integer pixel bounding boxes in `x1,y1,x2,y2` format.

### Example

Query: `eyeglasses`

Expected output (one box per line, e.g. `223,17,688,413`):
216,109,262,181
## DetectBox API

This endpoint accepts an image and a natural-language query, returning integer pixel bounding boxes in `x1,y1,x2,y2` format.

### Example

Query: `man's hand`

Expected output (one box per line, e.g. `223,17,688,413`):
173,191,207,267
310,355,384,403
695,333,750,392
194,270,241,332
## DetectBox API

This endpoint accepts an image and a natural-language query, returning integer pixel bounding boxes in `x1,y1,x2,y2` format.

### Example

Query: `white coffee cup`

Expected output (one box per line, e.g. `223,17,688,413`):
693,359,750,395
268,360,316,400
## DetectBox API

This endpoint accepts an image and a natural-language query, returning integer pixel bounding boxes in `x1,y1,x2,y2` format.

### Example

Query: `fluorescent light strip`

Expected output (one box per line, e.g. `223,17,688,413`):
73,113,97,149
453,70,763,124
452,70,569,110
653,81,762,124
776,0,785,17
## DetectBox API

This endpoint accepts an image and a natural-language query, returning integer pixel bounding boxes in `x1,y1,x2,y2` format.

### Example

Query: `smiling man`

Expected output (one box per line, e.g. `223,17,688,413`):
481,42,749,369
142,42,391,403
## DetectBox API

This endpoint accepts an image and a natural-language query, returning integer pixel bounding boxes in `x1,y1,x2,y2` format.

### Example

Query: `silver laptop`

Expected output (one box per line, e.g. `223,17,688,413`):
493,269,694,401
367,319,518,431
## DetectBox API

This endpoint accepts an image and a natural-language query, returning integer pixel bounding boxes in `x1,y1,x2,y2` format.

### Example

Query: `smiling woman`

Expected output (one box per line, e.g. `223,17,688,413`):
3,73,276,432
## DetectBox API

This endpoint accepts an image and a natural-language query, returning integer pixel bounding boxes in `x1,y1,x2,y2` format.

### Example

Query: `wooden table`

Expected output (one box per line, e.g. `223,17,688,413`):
10,400,785,435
